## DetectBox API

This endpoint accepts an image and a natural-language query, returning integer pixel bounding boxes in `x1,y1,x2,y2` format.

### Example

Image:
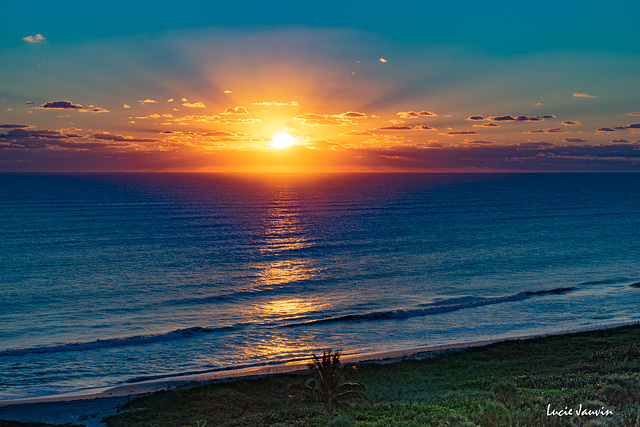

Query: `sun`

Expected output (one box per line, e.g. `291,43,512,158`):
271,132,296,149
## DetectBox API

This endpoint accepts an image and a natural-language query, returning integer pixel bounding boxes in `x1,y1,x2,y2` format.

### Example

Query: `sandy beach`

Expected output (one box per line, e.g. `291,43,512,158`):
1,321,637,426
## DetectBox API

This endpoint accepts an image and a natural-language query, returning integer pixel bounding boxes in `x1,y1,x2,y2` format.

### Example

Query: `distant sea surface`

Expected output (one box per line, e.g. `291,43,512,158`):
1,173,639,399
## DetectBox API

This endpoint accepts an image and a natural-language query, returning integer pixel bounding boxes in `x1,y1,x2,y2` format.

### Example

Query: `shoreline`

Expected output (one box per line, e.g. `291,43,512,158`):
1,320,638,426
2,321,638,406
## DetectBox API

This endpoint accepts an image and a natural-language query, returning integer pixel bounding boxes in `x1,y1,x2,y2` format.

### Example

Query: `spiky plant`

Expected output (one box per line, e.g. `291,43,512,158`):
296,349,370,420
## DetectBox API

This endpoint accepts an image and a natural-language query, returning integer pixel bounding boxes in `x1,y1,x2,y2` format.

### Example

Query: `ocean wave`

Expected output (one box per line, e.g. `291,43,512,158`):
282,292,530,327
0,326,235,357
283,286,578,328
525,287,575,296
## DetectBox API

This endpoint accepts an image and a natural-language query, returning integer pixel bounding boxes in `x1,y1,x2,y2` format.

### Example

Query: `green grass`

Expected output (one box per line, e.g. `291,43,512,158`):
105,324,640,426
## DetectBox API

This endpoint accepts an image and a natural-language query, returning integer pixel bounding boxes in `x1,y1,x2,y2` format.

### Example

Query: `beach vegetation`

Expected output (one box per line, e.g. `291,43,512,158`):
289,350,370,421
103,324,640,427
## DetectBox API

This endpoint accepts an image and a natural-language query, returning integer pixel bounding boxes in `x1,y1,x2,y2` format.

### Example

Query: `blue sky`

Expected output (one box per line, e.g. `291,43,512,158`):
1,1,639,172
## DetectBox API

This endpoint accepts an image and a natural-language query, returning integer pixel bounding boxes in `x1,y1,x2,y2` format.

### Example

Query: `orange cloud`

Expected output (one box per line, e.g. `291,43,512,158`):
340,111,367,118
397,111,437,119
222,106,249,115
182,102,206,108
378,125,436,131
440,131,477,136
90,132,158,143
294,113,352,126
251,101,299,106
23,34,45,43
341,130,375,136
573,92,597,98
79,107,110,113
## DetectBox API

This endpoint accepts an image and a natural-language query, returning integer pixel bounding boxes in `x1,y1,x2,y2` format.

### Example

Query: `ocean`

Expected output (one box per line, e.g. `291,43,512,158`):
1,173,639,400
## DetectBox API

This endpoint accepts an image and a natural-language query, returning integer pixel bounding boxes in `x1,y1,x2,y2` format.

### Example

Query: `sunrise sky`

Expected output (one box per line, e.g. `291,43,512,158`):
2,0,639,172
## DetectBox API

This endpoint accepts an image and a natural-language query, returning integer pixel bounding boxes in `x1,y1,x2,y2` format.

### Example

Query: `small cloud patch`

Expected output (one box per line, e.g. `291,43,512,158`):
36,100,82,110
397,111,437,119
222,106,248,115
23,34,45,43
0,124,30,128
183,102,206,108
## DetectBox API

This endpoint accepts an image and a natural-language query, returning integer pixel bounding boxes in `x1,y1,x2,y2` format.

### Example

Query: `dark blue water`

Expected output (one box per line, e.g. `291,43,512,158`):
1,173,639,399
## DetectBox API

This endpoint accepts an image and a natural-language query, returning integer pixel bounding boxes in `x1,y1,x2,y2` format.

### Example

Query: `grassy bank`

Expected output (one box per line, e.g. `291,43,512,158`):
99,324,640,426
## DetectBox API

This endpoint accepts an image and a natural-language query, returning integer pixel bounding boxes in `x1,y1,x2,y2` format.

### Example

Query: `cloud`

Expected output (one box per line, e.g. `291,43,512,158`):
295,113,351,126
182,102,206,108
573,92,597,98
628,112,640,116
173,114,220,123
214,118,261,124
413,125,436,130
625,123,640,129
488,115,541,122
564,138,587,143
222,106,248,115
90,132,158,143
0,124,30,128
562,121,581,126
441,131,477,136
138,99,159,104
23,34,45,43
464,139,496,145
223,90,232,94
596,127,617,133
341,130,375,136
379,58,387,63
378,125,436,131
397,111,437,119
36,100,82,109
341,111,367,118
1,129,70,140
123,104,131,109
167,98,174,102
467,115,484,121
251,101,299,106
611,139,629,143
475,123,499,127
79,107,110,113
134,113,174,120
527,128,566,133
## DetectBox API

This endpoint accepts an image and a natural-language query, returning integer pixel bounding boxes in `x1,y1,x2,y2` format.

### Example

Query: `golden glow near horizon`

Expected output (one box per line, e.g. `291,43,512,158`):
271,132,296,149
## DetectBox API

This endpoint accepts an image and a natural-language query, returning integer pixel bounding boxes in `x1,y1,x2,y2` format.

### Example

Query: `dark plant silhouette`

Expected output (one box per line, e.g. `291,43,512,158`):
291,349,370,420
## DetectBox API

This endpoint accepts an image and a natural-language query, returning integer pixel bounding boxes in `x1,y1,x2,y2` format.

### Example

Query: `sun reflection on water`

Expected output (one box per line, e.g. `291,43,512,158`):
254,259,317,287
259,297,327,318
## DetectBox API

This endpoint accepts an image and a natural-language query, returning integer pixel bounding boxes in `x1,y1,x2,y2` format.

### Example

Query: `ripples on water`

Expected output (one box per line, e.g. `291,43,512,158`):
1,173,639,398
